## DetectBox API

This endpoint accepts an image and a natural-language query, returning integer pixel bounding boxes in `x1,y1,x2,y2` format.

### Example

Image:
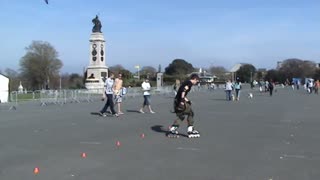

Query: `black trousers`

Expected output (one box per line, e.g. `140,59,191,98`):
100,94,116,114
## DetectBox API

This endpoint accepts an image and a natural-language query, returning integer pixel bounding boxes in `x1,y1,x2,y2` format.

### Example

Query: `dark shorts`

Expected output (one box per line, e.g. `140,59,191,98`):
143,95,151,105
114,95,122,103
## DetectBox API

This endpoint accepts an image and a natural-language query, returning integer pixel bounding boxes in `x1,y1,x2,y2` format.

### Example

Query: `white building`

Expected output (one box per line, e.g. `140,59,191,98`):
0,74,9,103
230,63,246,81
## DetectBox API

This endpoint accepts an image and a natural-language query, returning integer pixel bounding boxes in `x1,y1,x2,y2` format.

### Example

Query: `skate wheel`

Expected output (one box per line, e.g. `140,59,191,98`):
188,134,200,138
167,134,179,138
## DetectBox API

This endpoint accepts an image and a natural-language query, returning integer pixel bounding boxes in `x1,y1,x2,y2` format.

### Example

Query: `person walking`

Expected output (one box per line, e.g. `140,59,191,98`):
225,79,233,101
113,73,124,115
269,79,275,96
99,73,118,117
234,78,242,101
139,79,155,113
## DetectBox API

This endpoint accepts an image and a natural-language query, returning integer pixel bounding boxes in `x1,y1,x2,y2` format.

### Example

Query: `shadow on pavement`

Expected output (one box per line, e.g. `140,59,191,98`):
90,112,100,115
211,98,227,101
151,125,188,137
126,109,141,113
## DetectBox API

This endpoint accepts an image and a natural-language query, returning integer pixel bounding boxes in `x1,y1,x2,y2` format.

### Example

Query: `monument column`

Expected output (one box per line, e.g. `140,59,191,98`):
85,15,108,90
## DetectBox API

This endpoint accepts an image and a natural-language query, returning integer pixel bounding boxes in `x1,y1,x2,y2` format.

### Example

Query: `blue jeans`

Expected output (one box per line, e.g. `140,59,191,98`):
226,90,232,101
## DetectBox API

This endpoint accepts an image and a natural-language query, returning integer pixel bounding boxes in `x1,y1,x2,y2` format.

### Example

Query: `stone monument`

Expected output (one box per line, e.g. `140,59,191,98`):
156,64,163,88
85,15,108,90
156,73,163,88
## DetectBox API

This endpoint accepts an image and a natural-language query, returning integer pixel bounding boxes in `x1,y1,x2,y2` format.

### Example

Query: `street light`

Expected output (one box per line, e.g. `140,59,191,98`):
59,74,62,90
134,65,140,80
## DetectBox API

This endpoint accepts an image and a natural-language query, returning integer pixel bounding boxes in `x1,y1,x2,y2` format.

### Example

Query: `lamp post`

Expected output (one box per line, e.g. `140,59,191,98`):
59,75,62,90
135,65,140,80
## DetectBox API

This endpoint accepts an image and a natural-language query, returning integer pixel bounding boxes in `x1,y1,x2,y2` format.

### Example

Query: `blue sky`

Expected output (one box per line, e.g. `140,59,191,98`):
1,0,320,73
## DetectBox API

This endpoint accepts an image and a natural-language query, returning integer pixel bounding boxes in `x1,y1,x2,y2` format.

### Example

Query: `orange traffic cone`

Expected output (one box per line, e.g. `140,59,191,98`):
140,133,145,138
81,152,87,158
33,167,40,174
116,141,121,147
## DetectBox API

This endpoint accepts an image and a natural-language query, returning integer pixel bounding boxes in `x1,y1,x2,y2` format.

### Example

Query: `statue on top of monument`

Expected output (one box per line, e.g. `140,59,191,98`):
92,15,102,33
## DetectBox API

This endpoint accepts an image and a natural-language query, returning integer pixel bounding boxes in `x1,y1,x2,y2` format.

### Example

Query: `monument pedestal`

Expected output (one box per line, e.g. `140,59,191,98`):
156,73,163,88
85,32,108,91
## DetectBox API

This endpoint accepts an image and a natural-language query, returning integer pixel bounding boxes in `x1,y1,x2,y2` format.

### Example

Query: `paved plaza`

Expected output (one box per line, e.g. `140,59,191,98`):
0,87,320,180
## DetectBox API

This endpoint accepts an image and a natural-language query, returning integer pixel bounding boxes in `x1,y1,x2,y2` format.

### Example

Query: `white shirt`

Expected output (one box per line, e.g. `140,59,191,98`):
141,81,151,95
105,78,114,94
225,82,233,90
309,82,314,87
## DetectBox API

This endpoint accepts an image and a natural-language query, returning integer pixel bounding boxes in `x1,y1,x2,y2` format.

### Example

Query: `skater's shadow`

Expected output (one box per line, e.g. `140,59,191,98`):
151,125,188,137
151,125,167,134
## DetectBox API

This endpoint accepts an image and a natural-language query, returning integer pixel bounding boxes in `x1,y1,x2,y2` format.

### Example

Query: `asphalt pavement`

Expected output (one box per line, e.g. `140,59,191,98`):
0,87,319,180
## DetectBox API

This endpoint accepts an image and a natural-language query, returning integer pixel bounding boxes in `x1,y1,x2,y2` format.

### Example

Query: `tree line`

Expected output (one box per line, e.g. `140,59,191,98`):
2,41,319,91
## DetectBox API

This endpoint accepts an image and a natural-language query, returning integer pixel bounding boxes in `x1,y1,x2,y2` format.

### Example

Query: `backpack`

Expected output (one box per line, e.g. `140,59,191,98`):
121,87,127,95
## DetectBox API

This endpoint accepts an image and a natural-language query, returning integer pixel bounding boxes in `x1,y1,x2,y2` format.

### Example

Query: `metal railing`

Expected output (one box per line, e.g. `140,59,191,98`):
4,86,178,108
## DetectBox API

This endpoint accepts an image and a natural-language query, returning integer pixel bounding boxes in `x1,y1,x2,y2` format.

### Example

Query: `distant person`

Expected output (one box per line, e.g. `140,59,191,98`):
99,73,118,117
265,81,269,92
225,79,233,101
113,73,124,115
314,80,319,94
297,80,300,90
173,79,181,96
167,74,200,138
139,79,155,113
234,78,242,101
308,80,314,94
268,79,275,96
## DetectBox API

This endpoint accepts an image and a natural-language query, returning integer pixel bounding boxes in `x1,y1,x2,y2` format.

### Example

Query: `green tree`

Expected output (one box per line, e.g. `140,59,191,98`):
4,68,20,91
256,71,263,80
236,64,256,83
140,66,157,79
68,73,84,89
265,69,287,83
313,69,320,81
208,66,227,80
109,64,132,80
20,41,63,90
165,59,194,76
279,58,316,80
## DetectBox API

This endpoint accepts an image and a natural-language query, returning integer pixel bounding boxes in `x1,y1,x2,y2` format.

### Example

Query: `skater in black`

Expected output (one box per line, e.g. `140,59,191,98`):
269,79,274,96
168,74,200,138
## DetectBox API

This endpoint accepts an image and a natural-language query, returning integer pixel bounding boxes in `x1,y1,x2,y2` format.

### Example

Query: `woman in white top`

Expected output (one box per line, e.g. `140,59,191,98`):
225,80,233,101
139,79,155,113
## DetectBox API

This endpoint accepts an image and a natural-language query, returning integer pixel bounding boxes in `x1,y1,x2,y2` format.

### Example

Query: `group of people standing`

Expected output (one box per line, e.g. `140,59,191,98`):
99,72,201,138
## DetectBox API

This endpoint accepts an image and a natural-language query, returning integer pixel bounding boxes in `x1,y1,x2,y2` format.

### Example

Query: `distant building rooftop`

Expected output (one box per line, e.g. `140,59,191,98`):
230,63,246,72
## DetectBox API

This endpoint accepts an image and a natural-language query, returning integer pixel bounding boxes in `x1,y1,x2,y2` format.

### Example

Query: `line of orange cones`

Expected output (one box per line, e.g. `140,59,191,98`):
33,133,146,174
